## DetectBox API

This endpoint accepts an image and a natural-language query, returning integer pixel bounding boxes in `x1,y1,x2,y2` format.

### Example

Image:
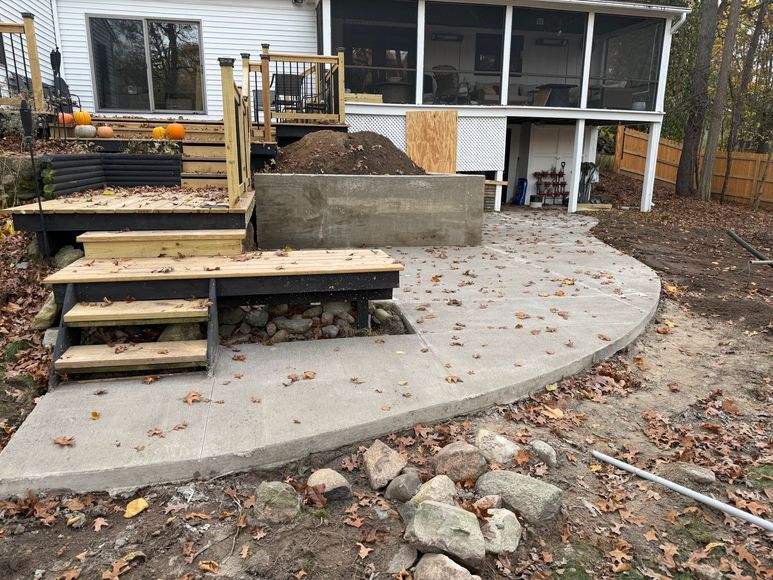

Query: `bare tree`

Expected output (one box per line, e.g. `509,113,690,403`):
675,0,718,197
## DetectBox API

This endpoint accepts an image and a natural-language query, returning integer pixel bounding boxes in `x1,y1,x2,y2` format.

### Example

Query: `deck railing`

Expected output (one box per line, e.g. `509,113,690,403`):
219,58,252,208
243,44,346,137
0,13,44,111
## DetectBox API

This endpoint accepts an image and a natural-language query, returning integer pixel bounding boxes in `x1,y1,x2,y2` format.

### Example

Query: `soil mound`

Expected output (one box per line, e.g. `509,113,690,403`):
274,130,425,175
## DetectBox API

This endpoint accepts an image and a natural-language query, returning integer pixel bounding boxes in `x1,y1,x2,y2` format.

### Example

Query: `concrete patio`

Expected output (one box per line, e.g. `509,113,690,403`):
0,211,660,496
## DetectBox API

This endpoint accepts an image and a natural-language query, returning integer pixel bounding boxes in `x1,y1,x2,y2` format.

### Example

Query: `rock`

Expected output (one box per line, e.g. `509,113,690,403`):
26,238,39,258
42,328,59,349
671,462,716,485
321,325,339,339
302,305,323,318
474,428,520,465
323,301,351,315
221,307,245,326
434,442,488,483
404,501,485,569
481,509,522,554
265,322,277,336
271,329,289,344
336,312,356,325
474,495,502,510
529,440,557,467
245,309,269,328
219,324,236,338
396,502,417,527
254,481,300,524
385,471,422,503
320,311,335,326
32,293,59,329
336,319,354,337
388,544,418,574
363,439,407,490
238,322,252,336
306,468,352,501
476,470,563,525
158,323,204,342
15,261,29,270
409,475,457,507
53,245,84,269
268,303,289,316
274,317,312,334
691,563,723,580
372,308,392,324
414,554,482,580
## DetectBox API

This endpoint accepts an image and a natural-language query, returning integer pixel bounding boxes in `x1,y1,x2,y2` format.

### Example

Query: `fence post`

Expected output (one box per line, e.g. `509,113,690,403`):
260,44,272,143
337,47,346,124
21,13,44,112
219,58,239,208
614,124,624,172
749,156,761,205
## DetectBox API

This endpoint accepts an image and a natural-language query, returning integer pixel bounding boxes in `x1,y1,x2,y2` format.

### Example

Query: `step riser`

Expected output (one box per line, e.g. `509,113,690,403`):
55,340,208,372
183,145,226,159
183,160,227,173
66,315,208,328
83,239,243,258
182,177,228,189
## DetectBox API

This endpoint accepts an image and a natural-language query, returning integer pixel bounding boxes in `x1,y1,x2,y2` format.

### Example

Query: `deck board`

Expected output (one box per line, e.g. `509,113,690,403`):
64,299,209,326
55,340,207,371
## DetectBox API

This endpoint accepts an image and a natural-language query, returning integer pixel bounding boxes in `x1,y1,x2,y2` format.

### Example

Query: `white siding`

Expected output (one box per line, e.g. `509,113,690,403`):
55,0,318,118
0,0,56,84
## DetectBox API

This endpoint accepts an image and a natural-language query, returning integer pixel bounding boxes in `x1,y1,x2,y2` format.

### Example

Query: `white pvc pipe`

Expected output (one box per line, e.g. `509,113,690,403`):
591,450,773,532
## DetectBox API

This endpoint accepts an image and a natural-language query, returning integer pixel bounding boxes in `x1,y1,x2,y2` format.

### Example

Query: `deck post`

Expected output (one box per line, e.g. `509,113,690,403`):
640,121,661,212
337,47,346,124
219,58,240,208
241,52,252,135
260,44,272,143
568,119,586,213
21,13,45,112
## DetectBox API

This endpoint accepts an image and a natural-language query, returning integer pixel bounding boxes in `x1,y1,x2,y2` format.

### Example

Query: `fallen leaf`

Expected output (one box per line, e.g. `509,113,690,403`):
356,542,373,560
303,370,316,380
541,406,564,420
54,436,75,447
183,391,203,405
90,411,101,420
659,543,679,569
198,560,219,573
93,517,109,532
123,497,149,519
240,543,250,559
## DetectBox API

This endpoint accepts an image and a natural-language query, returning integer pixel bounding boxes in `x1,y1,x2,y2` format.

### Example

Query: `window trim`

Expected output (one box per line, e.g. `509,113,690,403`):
86,14,207,114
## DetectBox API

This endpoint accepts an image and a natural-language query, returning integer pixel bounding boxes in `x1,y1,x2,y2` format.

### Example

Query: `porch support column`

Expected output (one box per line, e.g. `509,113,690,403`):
494,170,504,212
568,119,586,213
579,12,595,109
640,121,662,212
655,19,673,112
500,5,513,105
584,125,598,165
321,0,332,55
415,0,426,104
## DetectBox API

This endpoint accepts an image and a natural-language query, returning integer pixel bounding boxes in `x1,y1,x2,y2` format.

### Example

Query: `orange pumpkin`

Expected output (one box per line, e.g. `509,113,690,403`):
166,122,186,140
96,126,114,138
152,126,167,139
73,111,91,126
57,112,74,126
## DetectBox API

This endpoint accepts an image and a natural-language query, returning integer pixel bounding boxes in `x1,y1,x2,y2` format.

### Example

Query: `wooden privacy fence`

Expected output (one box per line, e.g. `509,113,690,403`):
0,13,44,111
615,127,773,209
219,58,252,208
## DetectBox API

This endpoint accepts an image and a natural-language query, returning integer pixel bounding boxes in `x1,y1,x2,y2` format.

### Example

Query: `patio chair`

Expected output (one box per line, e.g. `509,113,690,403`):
432,65,470,105
271,73,304,112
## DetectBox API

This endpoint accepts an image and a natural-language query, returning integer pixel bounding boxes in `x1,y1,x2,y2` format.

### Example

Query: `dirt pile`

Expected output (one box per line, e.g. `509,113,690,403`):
274,130,425,175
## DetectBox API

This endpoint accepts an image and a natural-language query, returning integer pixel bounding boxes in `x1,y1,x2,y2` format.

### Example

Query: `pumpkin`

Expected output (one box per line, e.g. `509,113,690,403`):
166,122,186,140
57,112,74,126
96,126,114,138
73,111,91,126
74,124,97,138
152,126,167,139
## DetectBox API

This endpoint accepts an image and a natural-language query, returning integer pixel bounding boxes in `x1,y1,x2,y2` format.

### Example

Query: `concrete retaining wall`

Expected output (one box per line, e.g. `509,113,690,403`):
253,173,484,248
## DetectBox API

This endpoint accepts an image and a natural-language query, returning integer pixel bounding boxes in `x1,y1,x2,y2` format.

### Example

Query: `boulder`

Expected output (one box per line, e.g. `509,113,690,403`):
372,308,392,324
245,309,269,328
158,323,204,342
253,481,300,524
529,440,557,468
336,312,356,325
265,322,277,336
476,470,562,525
274,317,312,334
42,328,59,349
404,501,485,569
474,428,520,465
669,462,716,485
414,554,482,580
481,509,522,554
409,475,457,507
387,543,418,574
320,311,335,326
221,307,246,326
385,471,422,503
306,468,352,501
32,293,59,329
53,245,83,269
323,301,351,315
434,442,488,483
219,324,236,338
271,329,289,344
321,325,339,339
363,439,406,490
474,495,502,510
302,305,323,318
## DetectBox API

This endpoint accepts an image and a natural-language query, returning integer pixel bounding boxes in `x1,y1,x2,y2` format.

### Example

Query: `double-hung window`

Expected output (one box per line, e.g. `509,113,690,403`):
88,17,205,112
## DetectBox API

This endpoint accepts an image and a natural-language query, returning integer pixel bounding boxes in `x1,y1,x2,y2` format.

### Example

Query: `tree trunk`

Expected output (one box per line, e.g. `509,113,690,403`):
719,0,769,203
675,0,718,197
697,0,743,201
752,145,772,211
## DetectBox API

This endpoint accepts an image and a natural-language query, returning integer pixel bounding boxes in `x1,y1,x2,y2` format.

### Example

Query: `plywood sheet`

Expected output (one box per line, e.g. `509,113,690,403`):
406,111,458,174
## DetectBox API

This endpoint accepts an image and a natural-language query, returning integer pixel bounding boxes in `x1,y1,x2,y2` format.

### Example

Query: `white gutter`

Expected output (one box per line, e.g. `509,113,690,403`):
670,11,688,33
512,0,690,16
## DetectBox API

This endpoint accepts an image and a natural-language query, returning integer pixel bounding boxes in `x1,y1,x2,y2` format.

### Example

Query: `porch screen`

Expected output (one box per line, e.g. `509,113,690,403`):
89,17,204,112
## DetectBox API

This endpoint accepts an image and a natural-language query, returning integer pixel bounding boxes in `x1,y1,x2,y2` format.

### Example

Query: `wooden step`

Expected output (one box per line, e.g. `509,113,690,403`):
64,299,209,327
55,340,207,372
77,229,245,258
182,174,228,189
183,159,227,173
183,144,226,159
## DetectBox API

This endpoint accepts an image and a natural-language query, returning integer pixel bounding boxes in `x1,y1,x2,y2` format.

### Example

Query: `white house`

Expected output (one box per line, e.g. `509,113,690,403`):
3,0,689,212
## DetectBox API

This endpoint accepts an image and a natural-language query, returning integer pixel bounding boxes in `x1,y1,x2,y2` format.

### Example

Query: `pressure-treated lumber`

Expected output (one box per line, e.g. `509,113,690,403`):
77,229,245,258
406,110,458,173
55,341,207,372
64,299,209,327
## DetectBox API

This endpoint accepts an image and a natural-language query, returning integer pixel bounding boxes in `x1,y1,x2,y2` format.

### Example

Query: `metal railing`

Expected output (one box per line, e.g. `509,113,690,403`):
0,13,44,111
219,58,251,208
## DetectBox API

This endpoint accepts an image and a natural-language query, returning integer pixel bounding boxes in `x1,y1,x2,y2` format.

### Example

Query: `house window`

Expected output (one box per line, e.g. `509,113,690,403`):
88,17,204,112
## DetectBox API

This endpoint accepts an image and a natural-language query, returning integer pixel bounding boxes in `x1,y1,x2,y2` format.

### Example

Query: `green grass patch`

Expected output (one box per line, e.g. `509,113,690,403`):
5,339,31,362
748,464,773,489
553,542,603,579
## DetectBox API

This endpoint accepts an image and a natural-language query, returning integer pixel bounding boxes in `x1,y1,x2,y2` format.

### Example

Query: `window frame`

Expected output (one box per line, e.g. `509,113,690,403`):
86,14,207,114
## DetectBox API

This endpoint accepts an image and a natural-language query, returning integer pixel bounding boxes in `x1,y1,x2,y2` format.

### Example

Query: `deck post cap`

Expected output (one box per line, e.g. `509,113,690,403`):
240,52,250,58
21,12,34,18
218,57,235,67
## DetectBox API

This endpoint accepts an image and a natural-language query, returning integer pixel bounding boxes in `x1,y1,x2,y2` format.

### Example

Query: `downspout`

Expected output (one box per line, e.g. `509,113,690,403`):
670,11,687,33
49,0,64,77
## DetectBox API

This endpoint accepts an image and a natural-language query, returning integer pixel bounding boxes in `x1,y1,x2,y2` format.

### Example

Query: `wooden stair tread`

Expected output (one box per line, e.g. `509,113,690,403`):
78,229,245,242
45,249,404,284
182,172,227,178
64,299,209,326
56,340,207,371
